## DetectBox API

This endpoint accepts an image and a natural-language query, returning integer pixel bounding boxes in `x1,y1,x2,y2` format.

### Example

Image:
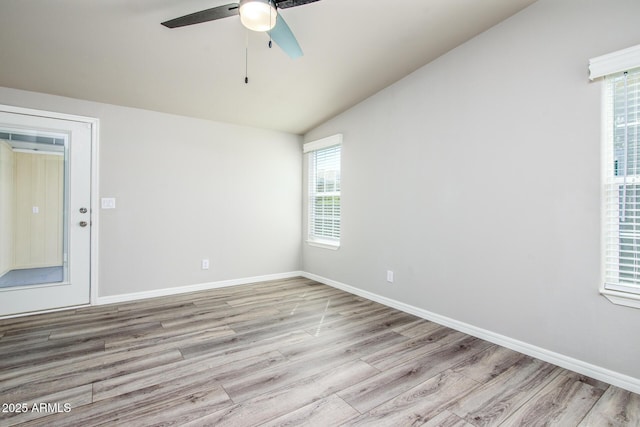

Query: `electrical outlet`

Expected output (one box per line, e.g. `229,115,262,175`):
201,259,210,270
386,270,394,283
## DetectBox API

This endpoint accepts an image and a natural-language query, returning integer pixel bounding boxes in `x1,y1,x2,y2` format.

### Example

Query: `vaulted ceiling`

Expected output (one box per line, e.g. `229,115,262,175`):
0,0,537,134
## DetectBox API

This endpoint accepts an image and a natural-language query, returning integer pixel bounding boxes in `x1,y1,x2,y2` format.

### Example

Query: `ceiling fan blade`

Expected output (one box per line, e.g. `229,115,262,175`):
268,14,303,59
161,4,239,28
275,0,321,9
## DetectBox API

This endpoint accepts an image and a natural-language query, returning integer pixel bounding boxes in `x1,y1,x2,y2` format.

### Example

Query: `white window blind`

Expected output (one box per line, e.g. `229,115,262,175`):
603,68,640,295
589,44,640,80
305,135,342,247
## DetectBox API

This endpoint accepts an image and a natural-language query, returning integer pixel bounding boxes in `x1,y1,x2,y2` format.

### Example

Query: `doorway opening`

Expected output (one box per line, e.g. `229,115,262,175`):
0,105,98,317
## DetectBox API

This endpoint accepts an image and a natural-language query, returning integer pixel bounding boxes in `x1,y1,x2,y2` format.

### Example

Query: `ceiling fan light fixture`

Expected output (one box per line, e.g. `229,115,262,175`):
239,0,277,32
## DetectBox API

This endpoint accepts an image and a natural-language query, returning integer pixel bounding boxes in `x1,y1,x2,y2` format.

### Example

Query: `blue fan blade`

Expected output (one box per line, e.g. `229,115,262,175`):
268,14,303,59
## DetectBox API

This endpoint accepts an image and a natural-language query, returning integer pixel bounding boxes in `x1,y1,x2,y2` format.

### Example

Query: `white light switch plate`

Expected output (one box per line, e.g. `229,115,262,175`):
101,198,116,209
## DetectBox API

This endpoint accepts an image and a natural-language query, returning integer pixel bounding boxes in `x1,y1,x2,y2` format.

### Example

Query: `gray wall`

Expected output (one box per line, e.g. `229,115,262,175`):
303,0,640,380
0,87,302,297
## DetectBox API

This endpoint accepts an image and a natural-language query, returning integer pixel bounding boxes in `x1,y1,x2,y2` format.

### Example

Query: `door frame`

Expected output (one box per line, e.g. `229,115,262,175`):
0,103,100,314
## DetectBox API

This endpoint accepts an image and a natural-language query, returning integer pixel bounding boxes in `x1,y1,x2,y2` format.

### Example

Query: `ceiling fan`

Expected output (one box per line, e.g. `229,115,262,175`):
161,0,321,60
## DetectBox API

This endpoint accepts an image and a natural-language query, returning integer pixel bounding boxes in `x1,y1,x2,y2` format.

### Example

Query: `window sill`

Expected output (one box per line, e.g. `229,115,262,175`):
601,289,640,309
306,240,340,251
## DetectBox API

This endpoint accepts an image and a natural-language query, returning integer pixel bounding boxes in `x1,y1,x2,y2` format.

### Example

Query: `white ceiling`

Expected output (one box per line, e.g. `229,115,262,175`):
0,0,537,135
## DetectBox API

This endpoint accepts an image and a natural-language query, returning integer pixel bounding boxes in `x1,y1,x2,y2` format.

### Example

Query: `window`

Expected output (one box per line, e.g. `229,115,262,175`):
304,134,342,249
603,69,640,296
590,45,640,308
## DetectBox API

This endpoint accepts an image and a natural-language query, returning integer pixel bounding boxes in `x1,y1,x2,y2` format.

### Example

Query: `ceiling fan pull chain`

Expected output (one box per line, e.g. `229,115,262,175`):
245,47,249,84
269,3,273,49
245,29,249,84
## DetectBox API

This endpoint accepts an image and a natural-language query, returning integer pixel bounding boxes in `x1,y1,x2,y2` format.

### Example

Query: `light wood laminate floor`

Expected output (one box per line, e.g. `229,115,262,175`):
0,277,638,426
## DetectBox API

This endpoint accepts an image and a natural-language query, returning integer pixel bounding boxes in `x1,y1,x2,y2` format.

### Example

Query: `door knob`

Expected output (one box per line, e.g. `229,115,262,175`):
79,221,88,227
79,207,88,214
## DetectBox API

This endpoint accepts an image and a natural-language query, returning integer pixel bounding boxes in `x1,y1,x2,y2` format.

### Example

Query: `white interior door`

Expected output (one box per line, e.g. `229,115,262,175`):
0,109,93,317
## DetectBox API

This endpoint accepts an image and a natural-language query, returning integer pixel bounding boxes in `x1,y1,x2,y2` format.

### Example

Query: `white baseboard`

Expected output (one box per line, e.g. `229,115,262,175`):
96,271,303,306
301,272,640,395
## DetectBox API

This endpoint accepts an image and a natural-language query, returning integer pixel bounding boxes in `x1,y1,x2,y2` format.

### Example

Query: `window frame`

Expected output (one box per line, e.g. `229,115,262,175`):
591,45,640,309
304,134,342,250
